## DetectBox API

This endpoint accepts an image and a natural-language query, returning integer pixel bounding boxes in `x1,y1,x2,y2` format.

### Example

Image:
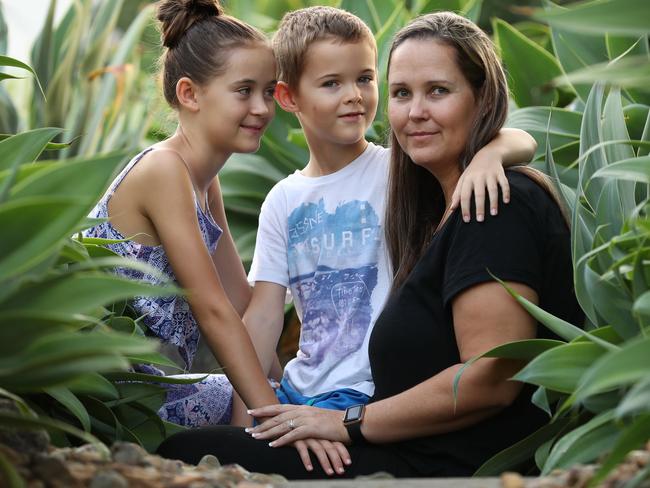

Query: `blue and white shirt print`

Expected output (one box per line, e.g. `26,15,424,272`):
249,143,391,397
287,198,380,367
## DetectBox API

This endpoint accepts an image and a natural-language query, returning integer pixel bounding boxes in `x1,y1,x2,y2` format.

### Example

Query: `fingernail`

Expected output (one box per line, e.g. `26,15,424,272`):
338,467,345,473
268,442,274,447
505,197,510,203
345,458,351,465
477,214,484,222
491,208,497,216
463,214,469,223
327,469,334,475
246,410,253,414
252,433,260,438
244,428,251,433
307,465,313,471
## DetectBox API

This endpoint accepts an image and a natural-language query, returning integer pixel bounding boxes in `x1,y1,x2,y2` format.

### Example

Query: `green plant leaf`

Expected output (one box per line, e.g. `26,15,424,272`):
1,273,177,316
506,106,581,162
493,18,562,107
474,417,574,476
616,377,650,418
556,55,650,92
544,0,609,103
66,373,119,401
44,387,91,432
514,342,604,393
0,448,25,488
0,128,62,171
593,155,650,183
535,0,650,37
0,410,107,454
542,410,620,474
490,273,616,350
0,54,44,99
574,336,650,401
589,414,650,486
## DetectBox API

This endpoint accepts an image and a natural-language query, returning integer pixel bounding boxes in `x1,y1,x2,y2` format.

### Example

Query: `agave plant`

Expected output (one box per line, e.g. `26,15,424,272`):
0,53,197,487
456,0,650,484
0,0,159,159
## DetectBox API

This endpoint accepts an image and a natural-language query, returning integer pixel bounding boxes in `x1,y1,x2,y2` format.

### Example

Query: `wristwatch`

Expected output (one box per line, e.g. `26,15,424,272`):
343,404,367,445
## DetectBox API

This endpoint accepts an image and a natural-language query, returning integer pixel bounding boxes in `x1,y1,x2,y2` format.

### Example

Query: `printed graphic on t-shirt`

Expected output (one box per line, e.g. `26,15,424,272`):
287,199,380,366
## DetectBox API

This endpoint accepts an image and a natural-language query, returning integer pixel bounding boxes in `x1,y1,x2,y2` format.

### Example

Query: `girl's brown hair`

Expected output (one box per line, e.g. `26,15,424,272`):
157,0,267,107
385,12,560,291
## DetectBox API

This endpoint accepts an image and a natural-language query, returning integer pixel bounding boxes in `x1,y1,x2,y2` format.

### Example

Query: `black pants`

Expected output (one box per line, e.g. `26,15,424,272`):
156,426,426,480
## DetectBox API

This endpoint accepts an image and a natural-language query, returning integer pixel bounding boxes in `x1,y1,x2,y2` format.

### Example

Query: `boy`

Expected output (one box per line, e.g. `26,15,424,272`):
234,6,535,423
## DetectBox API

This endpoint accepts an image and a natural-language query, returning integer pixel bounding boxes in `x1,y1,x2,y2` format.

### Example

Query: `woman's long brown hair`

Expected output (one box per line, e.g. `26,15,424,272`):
385,12,563,291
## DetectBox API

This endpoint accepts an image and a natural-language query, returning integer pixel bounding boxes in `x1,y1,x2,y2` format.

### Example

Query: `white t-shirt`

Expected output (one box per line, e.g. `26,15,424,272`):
248,142,392,397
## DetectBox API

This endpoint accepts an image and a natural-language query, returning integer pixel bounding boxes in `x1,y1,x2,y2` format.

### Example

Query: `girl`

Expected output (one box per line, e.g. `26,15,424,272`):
84,0,279,427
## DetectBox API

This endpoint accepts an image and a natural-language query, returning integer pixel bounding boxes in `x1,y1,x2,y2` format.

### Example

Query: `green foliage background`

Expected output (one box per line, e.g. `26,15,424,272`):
0,0,649,486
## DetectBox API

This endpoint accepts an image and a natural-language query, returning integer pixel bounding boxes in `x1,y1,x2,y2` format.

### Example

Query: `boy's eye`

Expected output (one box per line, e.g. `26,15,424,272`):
322,80,339,88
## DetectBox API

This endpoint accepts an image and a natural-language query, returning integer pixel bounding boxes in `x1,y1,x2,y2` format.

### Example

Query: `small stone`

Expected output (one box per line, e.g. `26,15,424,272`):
198,454,221,470
31,454,77,487
72,443,106,463
90,469,128,488
111,442,147,466
501,471,525,488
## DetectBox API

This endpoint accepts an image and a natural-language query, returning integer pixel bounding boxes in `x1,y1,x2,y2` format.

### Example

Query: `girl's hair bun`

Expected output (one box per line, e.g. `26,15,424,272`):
157,0,223,49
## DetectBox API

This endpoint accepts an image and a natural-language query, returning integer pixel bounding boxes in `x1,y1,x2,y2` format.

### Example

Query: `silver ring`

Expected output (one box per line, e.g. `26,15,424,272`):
288,418,295,430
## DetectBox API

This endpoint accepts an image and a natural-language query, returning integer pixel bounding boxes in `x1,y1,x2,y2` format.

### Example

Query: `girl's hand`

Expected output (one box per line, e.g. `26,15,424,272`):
246,404,349,445
450,145,510,223
292,438,351,476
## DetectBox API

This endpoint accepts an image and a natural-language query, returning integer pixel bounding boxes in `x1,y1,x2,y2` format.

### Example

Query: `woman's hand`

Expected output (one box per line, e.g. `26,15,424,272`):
292,438,351,476
450,144,510,223
247,404,350,445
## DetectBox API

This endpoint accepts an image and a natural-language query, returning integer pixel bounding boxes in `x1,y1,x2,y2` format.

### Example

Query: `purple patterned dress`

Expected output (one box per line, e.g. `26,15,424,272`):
84,147,233,426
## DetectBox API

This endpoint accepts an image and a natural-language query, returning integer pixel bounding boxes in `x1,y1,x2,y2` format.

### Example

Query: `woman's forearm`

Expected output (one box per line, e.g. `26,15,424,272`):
361,358,523,444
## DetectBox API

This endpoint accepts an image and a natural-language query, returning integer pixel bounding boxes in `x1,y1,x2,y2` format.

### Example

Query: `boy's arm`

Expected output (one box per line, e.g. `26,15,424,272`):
451,128,537,222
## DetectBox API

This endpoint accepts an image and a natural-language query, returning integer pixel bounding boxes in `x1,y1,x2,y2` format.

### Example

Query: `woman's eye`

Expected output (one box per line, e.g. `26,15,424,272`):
431,86,448,95
393,88,409,98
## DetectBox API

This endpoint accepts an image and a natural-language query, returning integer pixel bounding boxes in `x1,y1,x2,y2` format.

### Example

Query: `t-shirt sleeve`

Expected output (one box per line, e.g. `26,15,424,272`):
442,186,543,308
248,186,290,289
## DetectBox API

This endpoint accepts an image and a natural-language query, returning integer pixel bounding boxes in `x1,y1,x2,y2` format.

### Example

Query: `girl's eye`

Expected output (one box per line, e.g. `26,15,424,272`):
237,87,251,95
322,80,338,88
358,76,373,84
264,86,276,98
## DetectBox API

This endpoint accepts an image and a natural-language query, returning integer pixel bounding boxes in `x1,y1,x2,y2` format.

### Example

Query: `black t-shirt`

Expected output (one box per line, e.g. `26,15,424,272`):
368,171,583,476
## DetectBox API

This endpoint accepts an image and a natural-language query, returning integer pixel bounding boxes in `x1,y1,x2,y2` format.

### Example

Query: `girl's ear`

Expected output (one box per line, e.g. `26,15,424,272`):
176,77,200,112
274,81,299,113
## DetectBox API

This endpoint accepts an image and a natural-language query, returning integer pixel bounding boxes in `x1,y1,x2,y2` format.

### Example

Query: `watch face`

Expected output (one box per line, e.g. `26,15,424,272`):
344,405,363,422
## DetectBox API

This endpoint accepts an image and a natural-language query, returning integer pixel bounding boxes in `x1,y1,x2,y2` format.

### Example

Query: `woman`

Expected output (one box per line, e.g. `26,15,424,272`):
156,11,582,478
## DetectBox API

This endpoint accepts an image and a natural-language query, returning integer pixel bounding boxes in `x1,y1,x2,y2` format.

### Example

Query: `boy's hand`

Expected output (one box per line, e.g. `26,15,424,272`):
450,145,510,223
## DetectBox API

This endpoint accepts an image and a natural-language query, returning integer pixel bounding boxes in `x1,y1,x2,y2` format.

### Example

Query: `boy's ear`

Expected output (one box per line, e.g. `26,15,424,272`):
176,77,200,112
274,81,299,113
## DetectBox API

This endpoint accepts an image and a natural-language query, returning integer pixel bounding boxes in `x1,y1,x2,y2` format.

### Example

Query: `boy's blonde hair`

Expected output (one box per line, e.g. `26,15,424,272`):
272,6,375,88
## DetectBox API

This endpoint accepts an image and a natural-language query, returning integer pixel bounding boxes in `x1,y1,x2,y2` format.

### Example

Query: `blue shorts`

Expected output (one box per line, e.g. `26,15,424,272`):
274,377,370,410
